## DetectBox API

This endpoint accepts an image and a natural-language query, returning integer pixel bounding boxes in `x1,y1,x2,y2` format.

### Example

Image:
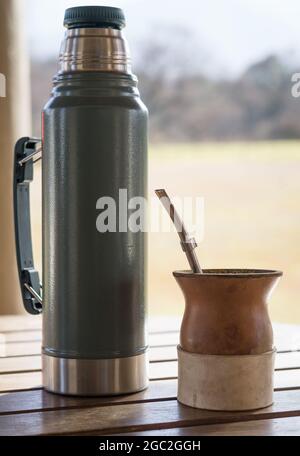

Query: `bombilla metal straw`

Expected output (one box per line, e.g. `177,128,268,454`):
155,189,202,274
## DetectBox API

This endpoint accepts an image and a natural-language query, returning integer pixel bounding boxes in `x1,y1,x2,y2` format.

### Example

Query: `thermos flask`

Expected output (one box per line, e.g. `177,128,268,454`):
13,6,148,396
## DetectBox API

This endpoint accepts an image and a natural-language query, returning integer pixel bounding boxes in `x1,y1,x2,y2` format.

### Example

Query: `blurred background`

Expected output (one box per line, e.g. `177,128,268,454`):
1,0,300,322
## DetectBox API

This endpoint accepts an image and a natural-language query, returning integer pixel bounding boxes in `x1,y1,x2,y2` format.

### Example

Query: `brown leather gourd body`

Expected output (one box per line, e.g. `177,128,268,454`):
173,269,282,356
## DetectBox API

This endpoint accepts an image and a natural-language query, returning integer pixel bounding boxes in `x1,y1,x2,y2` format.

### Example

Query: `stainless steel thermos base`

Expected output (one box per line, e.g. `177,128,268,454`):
43,353,148,396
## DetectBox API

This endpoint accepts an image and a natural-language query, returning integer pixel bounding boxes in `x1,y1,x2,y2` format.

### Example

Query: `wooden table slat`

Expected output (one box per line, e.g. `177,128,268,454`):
0,367,300,394
0,380,176,415
0,331,41,343
1,350,300,376
1,326,300,352
0,342,41,357
1,377,300,418
1,389,300,436
115,416,300,436
0,316,42,332
2,339,300,358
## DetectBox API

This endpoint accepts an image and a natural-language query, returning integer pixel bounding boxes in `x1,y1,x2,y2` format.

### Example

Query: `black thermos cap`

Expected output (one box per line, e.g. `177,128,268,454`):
64,5,126,30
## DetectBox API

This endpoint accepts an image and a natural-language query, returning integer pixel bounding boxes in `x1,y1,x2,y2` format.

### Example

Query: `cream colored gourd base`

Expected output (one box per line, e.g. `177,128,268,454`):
177,346,276,411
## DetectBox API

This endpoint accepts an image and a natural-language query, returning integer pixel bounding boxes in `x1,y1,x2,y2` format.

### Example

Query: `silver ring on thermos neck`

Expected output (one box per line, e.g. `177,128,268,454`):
59,28,131,74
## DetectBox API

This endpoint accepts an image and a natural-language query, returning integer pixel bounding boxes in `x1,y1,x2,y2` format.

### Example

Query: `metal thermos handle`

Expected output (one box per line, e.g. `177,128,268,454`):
13,137,43,314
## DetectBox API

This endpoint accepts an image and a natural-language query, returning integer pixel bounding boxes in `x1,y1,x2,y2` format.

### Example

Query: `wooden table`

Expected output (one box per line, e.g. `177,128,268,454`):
0,315,300,436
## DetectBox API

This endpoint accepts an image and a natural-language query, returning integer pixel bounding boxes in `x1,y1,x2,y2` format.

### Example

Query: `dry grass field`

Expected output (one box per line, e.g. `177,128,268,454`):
148,142,300,324
31,141,300,324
